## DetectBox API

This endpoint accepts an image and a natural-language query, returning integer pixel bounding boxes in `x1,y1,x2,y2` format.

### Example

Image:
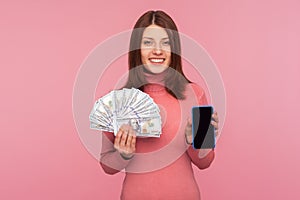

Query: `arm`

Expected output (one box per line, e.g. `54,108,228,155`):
186,145,215,169
185,118,215,169
100,126,136,175
185,83,216,169
99,131,130,174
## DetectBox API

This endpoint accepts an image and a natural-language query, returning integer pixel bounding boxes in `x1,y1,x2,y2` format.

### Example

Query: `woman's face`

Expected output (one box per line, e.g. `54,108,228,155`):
141,24,171,74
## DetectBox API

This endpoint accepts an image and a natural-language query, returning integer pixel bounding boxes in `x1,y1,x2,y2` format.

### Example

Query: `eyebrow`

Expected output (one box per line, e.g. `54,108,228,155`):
142,37,169,40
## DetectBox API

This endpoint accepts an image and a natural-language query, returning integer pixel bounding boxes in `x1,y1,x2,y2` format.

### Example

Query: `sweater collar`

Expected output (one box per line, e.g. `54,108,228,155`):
143,68,168,93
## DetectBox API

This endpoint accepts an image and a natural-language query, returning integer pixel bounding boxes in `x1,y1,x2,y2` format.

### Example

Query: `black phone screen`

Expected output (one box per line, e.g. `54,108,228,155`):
192,106,215,149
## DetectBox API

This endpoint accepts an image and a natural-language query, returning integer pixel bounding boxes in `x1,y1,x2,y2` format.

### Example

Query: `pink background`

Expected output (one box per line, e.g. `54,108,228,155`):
1,0,300,199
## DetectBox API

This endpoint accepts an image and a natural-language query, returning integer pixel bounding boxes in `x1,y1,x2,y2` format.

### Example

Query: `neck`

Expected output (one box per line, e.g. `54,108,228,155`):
143,68,169,94
143,68,169,85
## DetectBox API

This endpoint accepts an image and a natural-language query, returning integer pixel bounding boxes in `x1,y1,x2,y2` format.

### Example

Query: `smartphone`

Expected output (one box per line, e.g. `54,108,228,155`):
192,106,215,149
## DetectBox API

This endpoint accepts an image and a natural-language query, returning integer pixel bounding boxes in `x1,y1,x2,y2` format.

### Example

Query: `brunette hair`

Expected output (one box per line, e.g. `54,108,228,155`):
124,10,191,99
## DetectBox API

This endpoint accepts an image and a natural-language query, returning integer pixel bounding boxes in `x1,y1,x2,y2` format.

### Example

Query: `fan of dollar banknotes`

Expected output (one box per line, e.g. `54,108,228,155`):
89,88,162,137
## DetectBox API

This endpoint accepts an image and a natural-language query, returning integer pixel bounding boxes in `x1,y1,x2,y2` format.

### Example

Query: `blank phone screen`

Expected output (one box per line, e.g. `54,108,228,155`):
192,106,215,149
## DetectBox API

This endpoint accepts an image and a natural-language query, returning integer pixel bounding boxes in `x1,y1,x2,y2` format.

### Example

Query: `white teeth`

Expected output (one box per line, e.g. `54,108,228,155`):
149,58,164,63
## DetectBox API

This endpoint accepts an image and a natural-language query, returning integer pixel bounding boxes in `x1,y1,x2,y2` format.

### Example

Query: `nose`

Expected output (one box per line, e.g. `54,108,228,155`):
152,46,162,55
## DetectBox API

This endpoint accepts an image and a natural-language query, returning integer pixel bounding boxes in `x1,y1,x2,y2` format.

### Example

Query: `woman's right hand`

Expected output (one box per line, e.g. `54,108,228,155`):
114,124,137,159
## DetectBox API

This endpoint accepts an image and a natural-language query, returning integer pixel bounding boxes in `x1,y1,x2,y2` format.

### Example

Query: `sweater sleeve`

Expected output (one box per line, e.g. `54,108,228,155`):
186,83,215,169
99,131,132,175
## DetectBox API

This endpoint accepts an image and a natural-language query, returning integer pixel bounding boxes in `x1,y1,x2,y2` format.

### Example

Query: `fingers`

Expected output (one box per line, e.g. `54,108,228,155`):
211,120,219,130
185,117,192,130
131,135,136,149
212,111,219,123
185,118,192,135
127,129,137,153
187,117,192,126
126,128,135,149
211,111,220,138
113,129,122,150
120,129,128,147
114,125,136,156
185,117,193,145
215,129,219,138
211,111,219,128
211,120,220,138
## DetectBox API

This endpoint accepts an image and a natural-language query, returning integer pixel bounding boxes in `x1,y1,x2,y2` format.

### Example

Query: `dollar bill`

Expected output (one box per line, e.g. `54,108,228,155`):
90,88,162,137
122,88,159,117
113,89,126,116
90,121,114,132
120,88,135,116
115,117,162,137
90,99,113,127
99,92,114,118
123,106,160,119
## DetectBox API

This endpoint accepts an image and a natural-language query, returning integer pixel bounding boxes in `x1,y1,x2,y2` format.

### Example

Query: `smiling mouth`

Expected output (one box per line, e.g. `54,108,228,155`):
149,58,165,64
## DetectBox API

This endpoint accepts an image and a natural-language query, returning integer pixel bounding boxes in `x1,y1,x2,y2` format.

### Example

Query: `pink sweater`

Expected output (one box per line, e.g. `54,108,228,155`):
100,83,215,200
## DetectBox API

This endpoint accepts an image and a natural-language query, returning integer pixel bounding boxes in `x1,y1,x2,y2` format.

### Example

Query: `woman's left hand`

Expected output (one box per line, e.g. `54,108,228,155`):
185,118,193,145
185,111,219,145
211,111,219,139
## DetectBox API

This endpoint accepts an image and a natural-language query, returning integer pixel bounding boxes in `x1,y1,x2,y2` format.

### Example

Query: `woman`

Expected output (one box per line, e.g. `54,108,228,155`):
100,10,219,200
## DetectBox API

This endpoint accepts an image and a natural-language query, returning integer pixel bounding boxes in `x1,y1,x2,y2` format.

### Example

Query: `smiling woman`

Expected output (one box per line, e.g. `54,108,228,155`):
125,10,189,100
99,10,219,200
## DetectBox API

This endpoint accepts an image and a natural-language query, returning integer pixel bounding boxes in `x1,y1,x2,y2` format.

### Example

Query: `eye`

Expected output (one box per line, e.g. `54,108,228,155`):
162,40,170,46
143,40,153,46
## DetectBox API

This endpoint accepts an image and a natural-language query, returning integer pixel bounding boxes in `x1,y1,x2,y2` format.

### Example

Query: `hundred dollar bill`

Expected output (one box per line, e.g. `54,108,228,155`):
90,108,114,130
90,88,162,137
89,113,108,127
120,88,135,116
129,98,159,113
133,88,160,112
127,93,153,111
90,100,112,125
123,106,160,119
124,88,139,109
90,121,114,132
122,89,158,117
113,89,127,116
115,117,162,137
99,92,114,119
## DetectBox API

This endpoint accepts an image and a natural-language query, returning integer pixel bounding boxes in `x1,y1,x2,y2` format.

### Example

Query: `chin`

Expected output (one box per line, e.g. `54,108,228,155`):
145,65,168,74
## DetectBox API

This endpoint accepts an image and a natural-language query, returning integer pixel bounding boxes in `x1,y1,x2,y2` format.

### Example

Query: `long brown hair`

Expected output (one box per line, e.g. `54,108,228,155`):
124,10,191,99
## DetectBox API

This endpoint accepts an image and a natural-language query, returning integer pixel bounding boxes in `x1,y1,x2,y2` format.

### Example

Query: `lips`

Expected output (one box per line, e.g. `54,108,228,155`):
149,58,165,64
